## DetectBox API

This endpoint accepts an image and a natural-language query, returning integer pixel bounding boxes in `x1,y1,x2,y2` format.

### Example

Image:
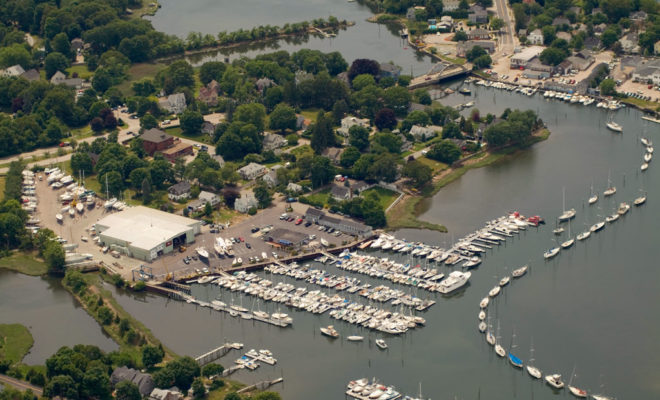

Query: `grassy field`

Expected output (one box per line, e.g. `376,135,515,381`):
0,252,48,276
621,96,660,112
66,65,94,80
0,324,34,364
299,109,321,122
362,187,399,209
116,62,167,95
417,156,449,174
303,188,330,205
0,176,5,198
163,126,213,144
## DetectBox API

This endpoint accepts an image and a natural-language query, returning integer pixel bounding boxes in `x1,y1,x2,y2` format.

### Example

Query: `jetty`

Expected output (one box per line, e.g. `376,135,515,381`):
237,377,283,394
195,341,243,366
408,61,469,89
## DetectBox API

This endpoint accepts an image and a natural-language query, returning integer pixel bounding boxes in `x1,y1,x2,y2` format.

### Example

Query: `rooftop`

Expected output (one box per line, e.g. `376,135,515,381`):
141,128,172,143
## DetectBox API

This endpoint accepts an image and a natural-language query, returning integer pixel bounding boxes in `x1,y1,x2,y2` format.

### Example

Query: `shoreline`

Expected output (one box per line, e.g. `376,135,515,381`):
386,129,551,233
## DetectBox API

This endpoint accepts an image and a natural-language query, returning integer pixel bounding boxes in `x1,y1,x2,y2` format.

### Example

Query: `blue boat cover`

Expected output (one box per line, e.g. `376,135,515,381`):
508,353,523,365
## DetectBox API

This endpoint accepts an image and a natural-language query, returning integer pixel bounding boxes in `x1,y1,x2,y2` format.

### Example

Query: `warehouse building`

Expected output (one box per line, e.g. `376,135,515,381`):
95,206,202,261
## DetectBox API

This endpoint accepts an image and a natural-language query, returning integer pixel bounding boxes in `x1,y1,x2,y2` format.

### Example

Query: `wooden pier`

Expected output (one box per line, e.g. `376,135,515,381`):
237,377,283,394
195,342,243,366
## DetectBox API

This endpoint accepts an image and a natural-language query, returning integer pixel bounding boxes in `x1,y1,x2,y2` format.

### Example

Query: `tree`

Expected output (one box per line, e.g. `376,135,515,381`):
103,171,124,196
71,152,93,176
201,364,224,378
192,378,206,399
600,28,618,49
132,80,156,96
52,33,72,59
140,113,159,130
253,392,282,400
81,366,111,400
452,31,468,41
491,18,505,30
310,156,335,188
92,68,112,93
156,357,200,391
91,117,104,133
234,103,266,132
348,125,370,151
254,184,272,208
310,112,335,154
199,61,227,85
539,47,567,65
44,52,69,79
600,78,616,96
180,110,204,135
340,146,361,168
472,55,492,69
44,241,65,275
352,74,376,90
268,103,297,132
372,132,402,153
374,108,397,131
402,160,432,188
427,140,462,164
466,46,488,62
44,375,78,399
442,122,462,139
347,59,380,81
115,381,141,400
383,86,412,117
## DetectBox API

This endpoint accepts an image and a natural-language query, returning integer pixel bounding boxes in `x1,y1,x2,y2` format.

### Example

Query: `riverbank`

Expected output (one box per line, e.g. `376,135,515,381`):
0,252,48,276
387,129,550,232
0,324,33,364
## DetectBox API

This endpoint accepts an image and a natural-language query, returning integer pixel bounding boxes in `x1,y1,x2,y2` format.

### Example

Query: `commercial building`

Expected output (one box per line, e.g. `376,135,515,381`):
456,41,496,57
161,140,193,162
266,228,308,248
141,129,174,155
95,206,201,262
304,207,372,236
510,46,545,69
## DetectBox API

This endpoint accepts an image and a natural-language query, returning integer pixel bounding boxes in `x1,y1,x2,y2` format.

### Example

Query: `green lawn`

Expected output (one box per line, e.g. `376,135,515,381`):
116,62,167,95
303,188,330,205
0,324,34,364
417,156,449,174
0,176,5,198
299,109,321,122
66,65,94,80
290,144,313,156
0,252,48,276
362,187,399,209
163,126,213,144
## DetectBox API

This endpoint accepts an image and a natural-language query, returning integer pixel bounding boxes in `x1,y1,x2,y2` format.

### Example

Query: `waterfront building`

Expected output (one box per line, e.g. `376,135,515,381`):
95,206,201,261
632,59,660,85
266,228,308,248
510,46,545,69
110,366,155,397
304,207,373,236
456,41,496,57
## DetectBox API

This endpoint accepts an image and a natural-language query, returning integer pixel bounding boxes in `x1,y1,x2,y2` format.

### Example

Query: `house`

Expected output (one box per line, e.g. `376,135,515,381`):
110,367,154,397
140,128,174,155
583,37,601,50
212,154,225,167
555,59,573,75
295,115,311,131
379,62,402,80
438,15,454,31
1,64,25,77
593,23,607,35
70,38,84,52
201,121,215,135
337,116,370,137
556,31,572,42
467,28,490,40
632,59,660,85
158,92,187,114
262,166,281,187
197,83,218,106
630,11,647,21
256,77,275,93
468,6,488,24
518,29,528,37
443,0,461,11
234,192,258,213
526,57,554,74
262,133,287,151
286,182,303,194
149,388,183,400
527,29,544,45
565,50,594,71
552,17,570,27
336,71,350,87
167,181,192,201
509,46,544,68
161,141,193,162
321,147,344,165
409,125,438,141
50,71,83,88
238,162,267,180
456,40,496,57
330,184,351,201
351,180,372,194
20,69,40,81
619,33,640,54
655,40,660,55
406,6,426,21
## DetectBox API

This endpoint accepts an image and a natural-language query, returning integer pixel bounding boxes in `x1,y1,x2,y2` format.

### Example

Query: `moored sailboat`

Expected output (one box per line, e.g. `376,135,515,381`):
526,339,542,379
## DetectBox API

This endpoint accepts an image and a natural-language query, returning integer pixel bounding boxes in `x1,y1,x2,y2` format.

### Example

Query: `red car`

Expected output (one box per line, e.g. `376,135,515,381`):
295,218,303,225
239,237,244,242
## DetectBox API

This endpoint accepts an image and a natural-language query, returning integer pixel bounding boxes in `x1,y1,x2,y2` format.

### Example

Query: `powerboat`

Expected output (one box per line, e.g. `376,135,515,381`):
320,325,339,338
544,247,560,259
196,247,209,259
437,271,471,294
617,202,630,215
605,214,619,223
606,121,622,132
104,197,117,209
634,195,647,206
576,231,591,241
347,336,364,342
462,256,481,269
545,374,565,389
590,221,605,232
375,339,388,350
511,265,528,278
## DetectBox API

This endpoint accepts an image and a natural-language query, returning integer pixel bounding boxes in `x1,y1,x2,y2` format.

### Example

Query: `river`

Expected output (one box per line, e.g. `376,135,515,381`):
0,270,118,364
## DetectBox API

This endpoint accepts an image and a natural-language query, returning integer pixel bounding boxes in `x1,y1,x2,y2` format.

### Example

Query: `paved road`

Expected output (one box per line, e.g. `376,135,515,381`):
0,373,44,396
492,0,516,59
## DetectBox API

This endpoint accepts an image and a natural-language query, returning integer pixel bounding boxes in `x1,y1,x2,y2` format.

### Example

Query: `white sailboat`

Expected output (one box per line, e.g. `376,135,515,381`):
494,320,506,357
634,193,647,206
526,339,542,379
588,184,598,205
558,187,576,222
511,265,528,278
568,365,588,398
508,329,523,368
561,220,575,249
544,245,560,259
605,113,622,132
196,247,209,259
603,171,616,197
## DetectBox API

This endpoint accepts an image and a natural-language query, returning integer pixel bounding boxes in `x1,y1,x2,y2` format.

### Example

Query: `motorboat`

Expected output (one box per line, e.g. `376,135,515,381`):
495,344,506,357
606,121,622,132
590,221,605,232
458,87,471,95
56,214,63,223
644,152,652,163
478,321,487,332
196,247,209,259
509,353,523,368
347,336,364,342
479,297,489,309
214,237,226,256
569,386,588,398
499,276,510,286
375,339,388,350
545,374,565,389
511,265,528,278
576,231,591,241
641,163,648,171
437,271,471,294
634,195,647,206
543,247,560,259
605,214,619,223
320,325,339,338
488,286,501,298
617,202,630,215
478,310,486,320
462,256,481,269
104,197,117,209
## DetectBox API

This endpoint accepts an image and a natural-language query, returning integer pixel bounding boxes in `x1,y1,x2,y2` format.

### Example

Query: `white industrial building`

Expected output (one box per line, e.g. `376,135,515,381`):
95,206,202,261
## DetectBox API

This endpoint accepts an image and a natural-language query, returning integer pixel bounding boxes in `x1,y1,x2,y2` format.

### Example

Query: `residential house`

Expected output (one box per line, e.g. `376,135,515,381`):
20,69,40,81
630,11,647,22
509,46,544,68
295,115,311,131
330,184,351,201
438,15,454,31
70,38,85,52
149,388,183,400
262,166,281,187
527,29,544,45
468,6,488,24
556,31,572,42
518,29,528,37
262,133,287,151
256,77,275,93
197,82,218,106
409,125,437,141
593,23,607,35
619,33,640,54
158,92,187,114
443,0,461,11
238,162,267,180
632,59,660,85
456,40,496,57
1,64,24,77
467,28,490,40
50,71,83,89
234,192,258,213
583,36,601,50
140,128,174,155
351,180,372,194
406,6,426,21
336,71,350,86
379,62,402,80
552,17,570,27
286,182,303,194
167,181,192,201
321,147,344,165
337,116,370,137
188,191,222,211
201,121,215,135
110,367,154,397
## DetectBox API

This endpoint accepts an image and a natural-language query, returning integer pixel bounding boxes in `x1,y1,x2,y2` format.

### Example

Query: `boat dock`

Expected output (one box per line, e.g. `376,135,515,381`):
408,61,469,89
195,341,243,366
237,377,283,394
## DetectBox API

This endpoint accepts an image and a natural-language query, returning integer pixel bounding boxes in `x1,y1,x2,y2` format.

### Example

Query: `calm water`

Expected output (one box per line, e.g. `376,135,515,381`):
147,0,435,74
0,270,118,364
108,88,660,399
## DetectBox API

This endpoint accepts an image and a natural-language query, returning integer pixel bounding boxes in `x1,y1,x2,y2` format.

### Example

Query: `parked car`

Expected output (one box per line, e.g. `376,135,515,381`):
246,242,251,249
304,221,312,227
295,218,303,225
251,227,260,233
